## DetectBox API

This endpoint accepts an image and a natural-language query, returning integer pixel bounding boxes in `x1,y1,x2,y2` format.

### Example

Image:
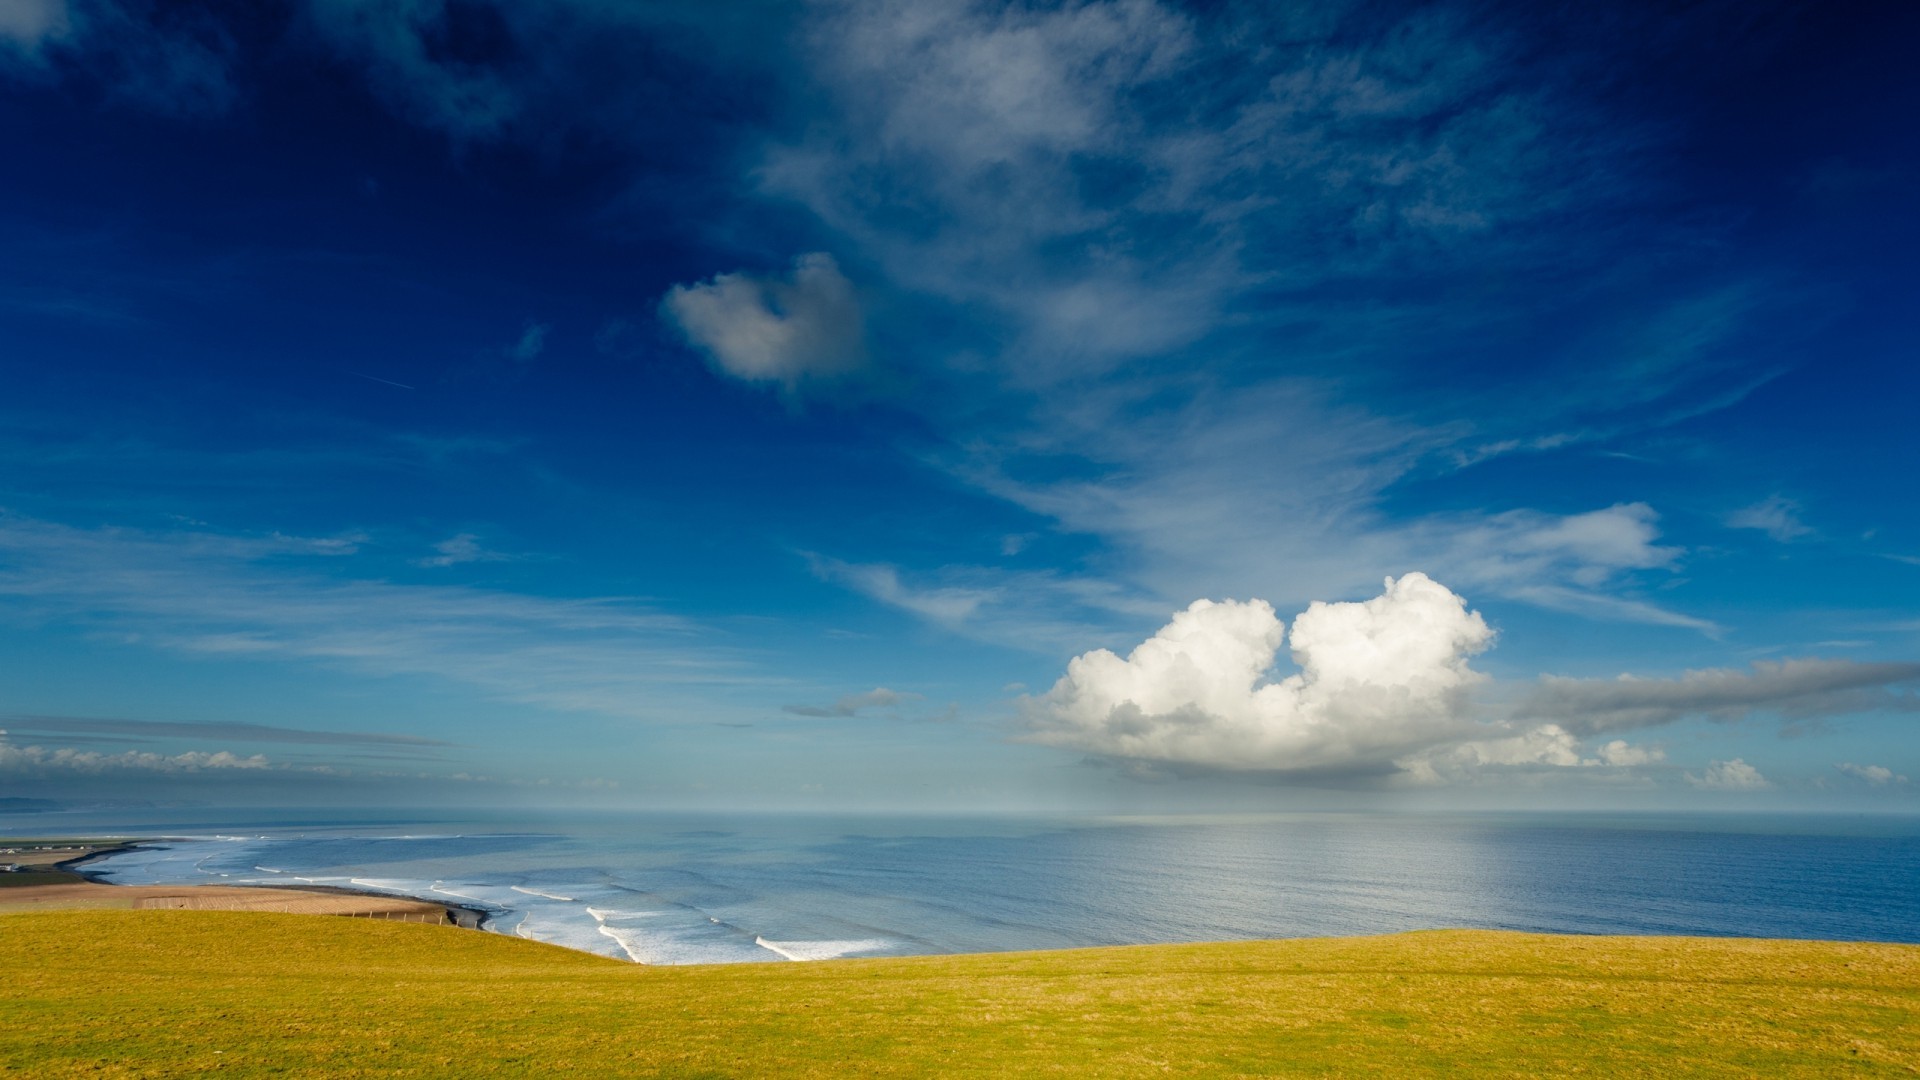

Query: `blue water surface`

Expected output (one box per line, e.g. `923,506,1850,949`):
6,808,1915,964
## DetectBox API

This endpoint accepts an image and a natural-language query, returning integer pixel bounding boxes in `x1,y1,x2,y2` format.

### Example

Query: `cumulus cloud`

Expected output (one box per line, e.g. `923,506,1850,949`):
1024,572,1494,773
783,687,921,718
1393,726,1667,787
1595,739,1664,767
1024,570,1914,784
1687,758,1768,791
1728,495,1812,542
0,731,269,773
662,253,866,392
1836,762,1908,786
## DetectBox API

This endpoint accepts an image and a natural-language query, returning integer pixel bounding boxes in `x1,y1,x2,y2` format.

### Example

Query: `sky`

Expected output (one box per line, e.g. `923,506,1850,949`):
0,0,1916,813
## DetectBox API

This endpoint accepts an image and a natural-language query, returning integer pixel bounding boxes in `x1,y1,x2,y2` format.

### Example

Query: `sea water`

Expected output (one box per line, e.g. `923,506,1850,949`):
11,809,1919,964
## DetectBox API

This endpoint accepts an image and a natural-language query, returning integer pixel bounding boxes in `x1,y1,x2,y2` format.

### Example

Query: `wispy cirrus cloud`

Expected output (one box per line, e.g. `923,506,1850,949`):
765,0,1637,382
0,731,622,797
17,0,1779,656
1519,659,1920,736
1728,494,1814,542
0,0,69,55
1,713,455,748
803,551,1166,654
739,1,1748,640
0,0,236,114
0,514,772,719
783,687,919,719
414,533,517,569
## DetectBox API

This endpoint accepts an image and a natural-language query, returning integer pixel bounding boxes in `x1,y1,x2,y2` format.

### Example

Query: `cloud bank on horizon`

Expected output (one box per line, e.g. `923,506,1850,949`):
1026,573,1919,786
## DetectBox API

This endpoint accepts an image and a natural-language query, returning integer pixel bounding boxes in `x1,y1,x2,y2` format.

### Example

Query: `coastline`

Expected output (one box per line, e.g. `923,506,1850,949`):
11,812,1919,967
0,837,491,929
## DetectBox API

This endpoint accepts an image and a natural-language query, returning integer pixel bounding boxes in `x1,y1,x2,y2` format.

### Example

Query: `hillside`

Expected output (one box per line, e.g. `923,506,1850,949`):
4,911,1917,1077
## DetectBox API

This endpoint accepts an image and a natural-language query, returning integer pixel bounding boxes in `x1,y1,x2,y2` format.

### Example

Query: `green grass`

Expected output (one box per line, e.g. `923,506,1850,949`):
0,870,84,886
4,911,1918,1078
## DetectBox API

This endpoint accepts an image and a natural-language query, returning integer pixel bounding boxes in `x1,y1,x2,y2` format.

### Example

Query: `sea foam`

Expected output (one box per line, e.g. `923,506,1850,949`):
754,937,893,962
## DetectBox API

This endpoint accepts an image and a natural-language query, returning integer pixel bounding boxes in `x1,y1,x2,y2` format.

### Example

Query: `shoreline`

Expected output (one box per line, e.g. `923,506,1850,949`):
1,837,492,929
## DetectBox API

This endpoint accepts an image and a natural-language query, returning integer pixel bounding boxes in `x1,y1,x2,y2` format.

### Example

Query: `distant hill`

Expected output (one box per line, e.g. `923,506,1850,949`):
0,798,61,814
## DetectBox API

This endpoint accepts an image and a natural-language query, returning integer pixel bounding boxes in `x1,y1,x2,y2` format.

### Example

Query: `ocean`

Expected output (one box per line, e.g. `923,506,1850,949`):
9,808,1919,964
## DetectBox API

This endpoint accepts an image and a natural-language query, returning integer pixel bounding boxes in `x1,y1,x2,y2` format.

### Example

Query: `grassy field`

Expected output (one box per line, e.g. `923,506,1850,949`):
0,838,133,882
4,911,1918,1078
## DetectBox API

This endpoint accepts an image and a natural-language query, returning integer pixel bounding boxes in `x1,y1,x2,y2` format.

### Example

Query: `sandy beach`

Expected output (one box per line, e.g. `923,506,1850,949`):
0,839,483,927
0,881,464,922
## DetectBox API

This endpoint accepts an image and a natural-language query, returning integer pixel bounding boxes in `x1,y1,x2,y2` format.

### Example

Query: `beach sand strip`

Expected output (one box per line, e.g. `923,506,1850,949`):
0,882,466,925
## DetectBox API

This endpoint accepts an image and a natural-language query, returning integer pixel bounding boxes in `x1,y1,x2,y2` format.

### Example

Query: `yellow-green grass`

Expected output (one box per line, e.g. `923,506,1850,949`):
4,911,1918,1078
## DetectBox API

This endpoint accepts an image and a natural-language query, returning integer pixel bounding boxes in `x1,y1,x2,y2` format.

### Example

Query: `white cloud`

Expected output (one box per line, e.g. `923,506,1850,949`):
1403,724,1583,774
1496,585,1719,635
1,0,235,113
0,0,69,54
1728,494,1812,542
805,555,990,625
1595,739,1664,767
508,322,546,364
804,551,1169,654
1022,571,1915,784
1836,762,1908,786
969,385,1714,630
1024,572,1494,773
0,732,268,774
757,2,1754,644
662,253,865,392
0,514,772,721
1489,503,1679,585
769,0,1609,382
414,533,511,568
1686,758,1768,791
1405,503,1713,632
1392,726,1668,786
300,0,521,138
770,0,1210,371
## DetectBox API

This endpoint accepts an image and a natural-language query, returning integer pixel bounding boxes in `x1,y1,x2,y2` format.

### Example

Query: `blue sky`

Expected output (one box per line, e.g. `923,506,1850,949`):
0,0,1915,811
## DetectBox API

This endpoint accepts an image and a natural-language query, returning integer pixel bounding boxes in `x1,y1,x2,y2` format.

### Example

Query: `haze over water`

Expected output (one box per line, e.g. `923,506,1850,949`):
32,809,1920,965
